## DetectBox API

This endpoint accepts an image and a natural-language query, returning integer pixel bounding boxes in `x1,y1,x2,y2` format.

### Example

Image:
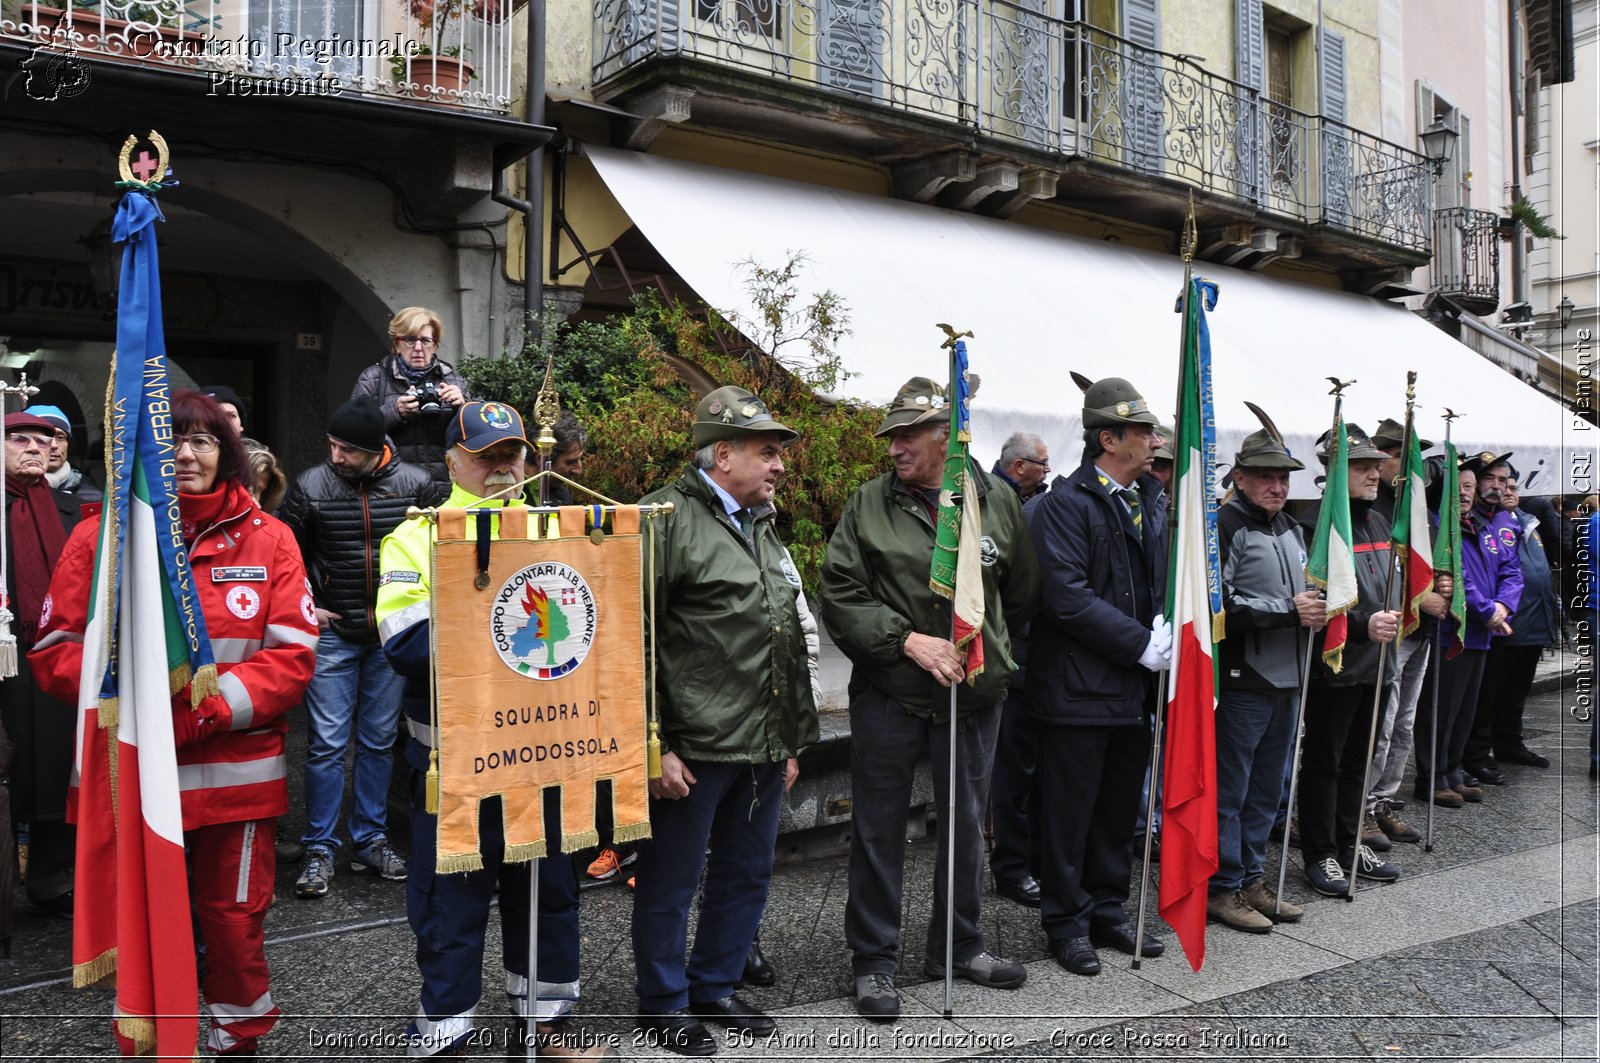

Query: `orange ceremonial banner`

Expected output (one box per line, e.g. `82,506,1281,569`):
431,506,650,872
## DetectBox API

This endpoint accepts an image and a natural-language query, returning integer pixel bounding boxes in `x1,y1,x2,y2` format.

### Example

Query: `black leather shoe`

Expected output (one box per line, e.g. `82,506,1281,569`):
1498,746,1551,768
1052,936,1100,976
636,1010,717,1056
741,937,776,987
1091,921,1165,958
1465,761,1506,785
689,995,776,1037
995,874,1041,908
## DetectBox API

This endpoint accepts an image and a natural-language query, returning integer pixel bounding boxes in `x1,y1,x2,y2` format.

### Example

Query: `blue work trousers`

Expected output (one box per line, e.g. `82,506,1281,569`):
1211,689,1297,893
632,758,784,1013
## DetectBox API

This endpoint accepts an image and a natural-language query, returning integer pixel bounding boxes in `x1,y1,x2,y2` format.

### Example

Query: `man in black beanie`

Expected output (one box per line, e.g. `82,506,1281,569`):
278,395,448,898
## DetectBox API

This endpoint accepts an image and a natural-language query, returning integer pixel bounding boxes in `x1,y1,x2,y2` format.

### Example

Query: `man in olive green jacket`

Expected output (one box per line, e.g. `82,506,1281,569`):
821,377,1040,1022
631,386,820,1056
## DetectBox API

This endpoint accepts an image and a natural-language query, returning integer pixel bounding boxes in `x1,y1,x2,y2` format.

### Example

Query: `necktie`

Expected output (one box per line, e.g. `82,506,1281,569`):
735,509,755,543
1120,487,1143,542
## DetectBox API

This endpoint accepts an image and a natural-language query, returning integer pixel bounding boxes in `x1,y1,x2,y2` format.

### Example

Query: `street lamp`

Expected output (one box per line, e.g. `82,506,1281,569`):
1419,117,1457,176
1558,295,1575,330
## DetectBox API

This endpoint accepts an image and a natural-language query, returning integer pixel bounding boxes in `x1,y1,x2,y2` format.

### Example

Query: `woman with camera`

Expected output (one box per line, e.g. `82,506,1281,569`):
351,306,470,484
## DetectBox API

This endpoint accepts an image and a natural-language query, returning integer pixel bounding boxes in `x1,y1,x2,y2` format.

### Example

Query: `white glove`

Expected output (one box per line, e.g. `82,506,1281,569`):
1139,616,1173,672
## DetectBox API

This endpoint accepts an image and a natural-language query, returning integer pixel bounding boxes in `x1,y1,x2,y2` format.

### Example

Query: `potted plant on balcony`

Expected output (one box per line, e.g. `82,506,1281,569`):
394,0,498,101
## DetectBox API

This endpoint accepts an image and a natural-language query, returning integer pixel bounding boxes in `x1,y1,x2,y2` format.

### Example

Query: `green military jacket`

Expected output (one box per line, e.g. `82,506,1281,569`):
820,464,1040,719
641,469,820,763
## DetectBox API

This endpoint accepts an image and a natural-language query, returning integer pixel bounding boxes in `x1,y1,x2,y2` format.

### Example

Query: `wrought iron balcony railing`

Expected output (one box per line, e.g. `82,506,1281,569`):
1,0,515,112
1430,207,1501,313
593,0,1431,254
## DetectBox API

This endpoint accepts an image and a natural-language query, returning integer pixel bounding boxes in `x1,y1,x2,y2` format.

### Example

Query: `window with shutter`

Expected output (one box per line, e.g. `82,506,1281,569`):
1120,0,1162,167
1525,72,1541,170
1236,0,1266,202
1322,29,1346,123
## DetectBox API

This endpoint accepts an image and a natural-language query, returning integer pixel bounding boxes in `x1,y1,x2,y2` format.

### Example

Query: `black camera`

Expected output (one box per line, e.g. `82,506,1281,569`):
409,381,444,416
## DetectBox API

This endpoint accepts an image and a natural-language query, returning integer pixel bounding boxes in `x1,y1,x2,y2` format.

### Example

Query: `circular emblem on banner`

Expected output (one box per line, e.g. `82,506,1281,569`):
479,403,515,429
39,593,52,630
226,586,261,620
300,594,318,627
490,562,599,680
979,535,999,567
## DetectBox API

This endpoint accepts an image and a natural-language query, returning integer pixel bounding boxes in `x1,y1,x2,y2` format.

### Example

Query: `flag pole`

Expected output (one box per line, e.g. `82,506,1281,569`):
1277,378,1354,905
1133,196,1198,970
1343,372,1416,901
1425,408,1461,852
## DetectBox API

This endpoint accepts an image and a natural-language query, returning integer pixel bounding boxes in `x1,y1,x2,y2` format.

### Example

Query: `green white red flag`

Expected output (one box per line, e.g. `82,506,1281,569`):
1308,419,1359,671
1158,277,1221,972
1432,440,1467,657
929,339,984,682
1391,413,1435,639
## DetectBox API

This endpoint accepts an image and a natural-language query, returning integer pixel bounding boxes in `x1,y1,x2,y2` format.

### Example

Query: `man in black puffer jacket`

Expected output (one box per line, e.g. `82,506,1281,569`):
279,395,448,899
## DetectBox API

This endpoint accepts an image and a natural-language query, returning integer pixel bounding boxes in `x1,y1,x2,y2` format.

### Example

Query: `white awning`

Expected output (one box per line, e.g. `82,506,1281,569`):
587,146,1594,495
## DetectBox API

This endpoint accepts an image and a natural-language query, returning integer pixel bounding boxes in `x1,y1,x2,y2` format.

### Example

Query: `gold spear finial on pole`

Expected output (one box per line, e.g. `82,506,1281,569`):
533,350,559,468
1181,190,1198,264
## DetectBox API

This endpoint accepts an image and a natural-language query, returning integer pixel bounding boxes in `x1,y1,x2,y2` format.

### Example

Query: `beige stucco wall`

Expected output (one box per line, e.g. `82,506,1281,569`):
1529,0,1598,347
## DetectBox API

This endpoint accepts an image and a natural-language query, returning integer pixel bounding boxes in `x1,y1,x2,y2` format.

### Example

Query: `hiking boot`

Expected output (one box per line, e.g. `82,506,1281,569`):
1340,844,1401,883
1415,786,1463,808
351,837,407,880
585,847,636,884
295,846,334,899
1361,812,1391,852
1240,878,1303,923
1454,782,1485,803
925,949,1025,989
1497,745,1550,768
853,974,899,1022
1374,801,1421,844
1304,856,1349,897
1206,890,1272,934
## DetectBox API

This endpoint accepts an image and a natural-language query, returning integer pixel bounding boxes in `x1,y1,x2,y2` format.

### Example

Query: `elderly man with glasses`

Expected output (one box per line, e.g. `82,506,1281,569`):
352,305,471,484
2,411,82,915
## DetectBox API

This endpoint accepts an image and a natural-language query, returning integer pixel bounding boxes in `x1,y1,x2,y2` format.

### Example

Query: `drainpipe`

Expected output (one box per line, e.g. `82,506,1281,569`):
492,0,549,349
1507,0,1526,307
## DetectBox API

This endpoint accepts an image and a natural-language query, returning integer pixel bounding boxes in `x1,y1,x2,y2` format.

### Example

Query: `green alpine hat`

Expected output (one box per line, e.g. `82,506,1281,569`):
1082,377,1160,429
1372,417,1434,452
875,377,949,437
691,386,798,448
1317,422,1386,464
1152,424,1175,462
1234,428,1305,470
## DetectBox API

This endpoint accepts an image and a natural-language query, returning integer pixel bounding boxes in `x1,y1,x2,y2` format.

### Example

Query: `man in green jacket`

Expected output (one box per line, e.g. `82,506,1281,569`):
632,386,820,1056
821,376,1040,1022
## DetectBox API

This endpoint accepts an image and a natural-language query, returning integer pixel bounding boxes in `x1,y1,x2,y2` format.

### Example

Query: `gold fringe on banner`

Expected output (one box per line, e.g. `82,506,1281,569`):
116,1014,156,1055
98,695,120,732
72,947,117,988
563,828,600,852
504,840,547,864
167,663,190,698
435,851,486,875
1212,610,1227,645
189,662,219,704
612,820,652,846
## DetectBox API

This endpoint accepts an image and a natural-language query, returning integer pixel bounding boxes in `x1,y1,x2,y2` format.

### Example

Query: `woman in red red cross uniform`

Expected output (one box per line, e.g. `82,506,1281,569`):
31,390,318,1057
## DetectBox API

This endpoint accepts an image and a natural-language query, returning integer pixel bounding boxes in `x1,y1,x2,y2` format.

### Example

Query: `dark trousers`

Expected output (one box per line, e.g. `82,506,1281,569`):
845,687,999,975
1211,690,1297,894
1466,643,1543,764
1415,648,1487,791
1298,683,1378,862
632,758,784,1012
988,693,1040,887
405,745,580,1052
1035,722,1148,942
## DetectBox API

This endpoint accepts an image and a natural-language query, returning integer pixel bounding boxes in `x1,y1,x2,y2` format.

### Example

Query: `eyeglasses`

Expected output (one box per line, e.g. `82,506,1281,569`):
175,433,220,455
6,432,52,449
1018,457,1051,471
399,335,438,349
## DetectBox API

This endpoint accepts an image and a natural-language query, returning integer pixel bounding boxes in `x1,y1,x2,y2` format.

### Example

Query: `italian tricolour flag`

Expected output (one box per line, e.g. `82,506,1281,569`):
1158,277,1221,972
71,186,211,1059
1391,414,1435,639
1308,419,1360,670
929,338,985,683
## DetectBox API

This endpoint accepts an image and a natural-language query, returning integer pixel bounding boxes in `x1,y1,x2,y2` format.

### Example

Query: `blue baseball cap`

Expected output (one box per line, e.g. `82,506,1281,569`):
446,401,531,453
